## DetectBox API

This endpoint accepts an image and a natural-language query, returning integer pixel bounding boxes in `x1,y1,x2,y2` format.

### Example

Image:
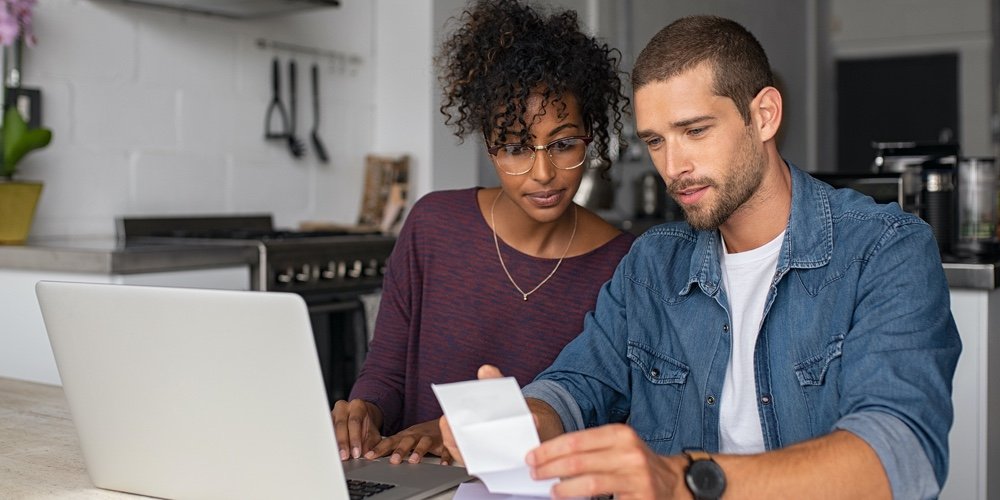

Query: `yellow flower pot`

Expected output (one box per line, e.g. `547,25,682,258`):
0,181,43,244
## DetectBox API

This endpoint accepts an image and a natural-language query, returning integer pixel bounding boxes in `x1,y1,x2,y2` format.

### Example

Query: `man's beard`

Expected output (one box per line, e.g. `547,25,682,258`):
669,128,766,231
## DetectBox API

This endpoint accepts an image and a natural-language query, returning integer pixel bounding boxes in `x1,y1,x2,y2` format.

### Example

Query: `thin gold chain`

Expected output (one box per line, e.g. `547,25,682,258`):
490,190,578,301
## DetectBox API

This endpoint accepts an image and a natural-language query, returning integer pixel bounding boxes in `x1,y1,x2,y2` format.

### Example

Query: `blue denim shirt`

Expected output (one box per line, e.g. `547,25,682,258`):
523,163,961,499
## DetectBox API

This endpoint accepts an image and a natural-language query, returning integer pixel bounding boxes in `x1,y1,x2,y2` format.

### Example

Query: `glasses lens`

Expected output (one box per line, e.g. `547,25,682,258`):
546,137,588,170
493,144,535,175
491,137,589,175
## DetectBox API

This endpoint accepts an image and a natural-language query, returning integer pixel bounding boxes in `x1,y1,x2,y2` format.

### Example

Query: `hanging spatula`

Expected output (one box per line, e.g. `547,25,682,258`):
310,63,330,164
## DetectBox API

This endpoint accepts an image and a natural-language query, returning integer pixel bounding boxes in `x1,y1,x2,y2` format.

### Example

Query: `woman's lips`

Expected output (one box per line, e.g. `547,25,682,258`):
525,189,565,208
674,185,709,206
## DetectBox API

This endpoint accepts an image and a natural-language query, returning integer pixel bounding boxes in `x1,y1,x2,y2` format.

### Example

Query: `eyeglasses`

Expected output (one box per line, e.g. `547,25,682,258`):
486,136,593,176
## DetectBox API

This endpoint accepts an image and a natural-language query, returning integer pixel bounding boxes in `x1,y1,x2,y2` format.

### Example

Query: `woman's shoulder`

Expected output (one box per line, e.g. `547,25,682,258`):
404,188,481,226
411,187,479,212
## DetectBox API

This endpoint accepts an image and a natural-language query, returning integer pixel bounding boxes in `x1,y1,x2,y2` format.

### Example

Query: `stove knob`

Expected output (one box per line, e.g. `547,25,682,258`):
337,260,347,278
295,264,313,283
348,259,363,279
276,267,295,284
363,258,379,277
321,261,337,280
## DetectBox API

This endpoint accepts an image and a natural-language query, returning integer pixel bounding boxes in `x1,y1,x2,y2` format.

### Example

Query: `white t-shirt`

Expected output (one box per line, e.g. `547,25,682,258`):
718,230,784,454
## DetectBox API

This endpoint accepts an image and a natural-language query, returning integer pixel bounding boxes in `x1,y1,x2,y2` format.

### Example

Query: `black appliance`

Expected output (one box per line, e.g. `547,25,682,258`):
118,214,396,404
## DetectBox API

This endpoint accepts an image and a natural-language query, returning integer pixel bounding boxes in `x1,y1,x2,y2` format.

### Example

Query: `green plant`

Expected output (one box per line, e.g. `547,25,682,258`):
1,106,51,181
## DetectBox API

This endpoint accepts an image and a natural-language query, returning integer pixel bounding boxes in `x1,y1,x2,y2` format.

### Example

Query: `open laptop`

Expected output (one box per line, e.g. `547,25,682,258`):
35,281,470,500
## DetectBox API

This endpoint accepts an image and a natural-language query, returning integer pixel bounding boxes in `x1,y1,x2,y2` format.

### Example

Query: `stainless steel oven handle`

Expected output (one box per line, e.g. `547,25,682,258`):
307,301,363,314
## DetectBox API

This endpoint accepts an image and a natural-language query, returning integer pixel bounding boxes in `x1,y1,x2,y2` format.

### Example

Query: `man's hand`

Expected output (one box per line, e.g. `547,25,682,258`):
526,423,691,499
439,364,504,465
365,419,453,465
331,399,382,460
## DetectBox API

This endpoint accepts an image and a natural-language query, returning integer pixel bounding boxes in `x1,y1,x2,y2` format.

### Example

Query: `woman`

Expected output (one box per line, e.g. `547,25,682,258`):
332,0,633,465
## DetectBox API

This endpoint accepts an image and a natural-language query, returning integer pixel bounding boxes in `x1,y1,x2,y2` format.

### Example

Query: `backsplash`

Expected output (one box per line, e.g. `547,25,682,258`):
19,0,376,238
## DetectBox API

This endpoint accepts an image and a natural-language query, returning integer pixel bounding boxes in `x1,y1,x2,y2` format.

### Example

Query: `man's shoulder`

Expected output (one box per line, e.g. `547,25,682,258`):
822,180,925,230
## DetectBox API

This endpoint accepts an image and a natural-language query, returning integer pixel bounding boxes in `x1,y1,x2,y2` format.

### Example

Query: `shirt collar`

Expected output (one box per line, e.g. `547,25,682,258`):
683,161,833,296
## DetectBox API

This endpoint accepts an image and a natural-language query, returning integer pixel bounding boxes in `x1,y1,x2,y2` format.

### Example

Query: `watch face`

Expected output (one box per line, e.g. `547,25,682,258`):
686,459,727,498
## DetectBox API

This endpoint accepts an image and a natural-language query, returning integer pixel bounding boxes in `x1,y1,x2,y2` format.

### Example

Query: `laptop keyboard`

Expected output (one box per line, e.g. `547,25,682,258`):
346,478,396,499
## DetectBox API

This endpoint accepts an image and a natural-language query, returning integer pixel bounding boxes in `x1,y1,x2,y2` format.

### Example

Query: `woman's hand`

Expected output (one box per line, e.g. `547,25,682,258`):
331,399,383,460
366,419,453,465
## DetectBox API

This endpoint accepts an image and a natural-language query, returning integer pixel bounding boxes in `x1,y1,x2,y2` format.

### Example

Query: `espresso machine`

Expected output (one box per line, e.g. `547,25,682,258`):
869,142,999,258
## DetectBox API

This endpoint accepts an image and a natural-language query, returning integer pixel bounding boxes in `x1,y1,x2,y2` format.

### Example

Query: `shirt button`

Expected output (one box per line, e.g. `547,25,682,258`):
761,395,772,405
706,395,716,405
650,368,660,378
722,324,730,332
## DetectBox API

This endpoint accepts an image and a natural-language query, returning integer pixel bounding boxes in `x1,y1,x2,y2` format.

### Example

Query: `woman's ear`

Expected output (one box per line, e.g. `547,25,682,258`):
751,86,782,143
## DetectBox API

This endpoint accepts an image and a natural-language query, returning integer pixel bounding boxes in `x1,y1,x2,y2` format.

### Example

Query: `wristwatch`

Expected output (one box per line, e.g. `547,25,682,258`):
684,449,726,500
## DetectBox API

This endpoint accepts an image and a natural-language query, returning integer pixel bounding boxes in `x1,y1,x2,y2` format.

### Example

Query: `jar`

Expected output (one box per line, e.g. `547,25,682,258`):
955,157,999,257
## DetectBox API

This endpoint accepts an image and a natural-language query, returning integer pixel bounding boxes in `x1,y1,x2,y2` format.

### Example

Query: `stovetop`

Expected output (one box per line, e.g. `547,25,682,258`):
116,215,396,292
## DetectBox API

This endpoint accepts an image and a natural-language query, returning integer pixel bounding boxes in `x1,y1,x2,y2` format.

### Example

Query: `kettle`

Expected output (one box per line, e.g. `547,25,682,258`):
573,163,616,211
634,170,667,219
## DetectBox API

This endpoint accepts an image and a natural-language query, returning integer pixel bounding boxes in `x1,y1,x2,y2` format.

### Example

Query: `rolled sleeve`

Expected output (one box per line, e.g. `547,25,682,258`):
522,379,585,434
835,411,939,500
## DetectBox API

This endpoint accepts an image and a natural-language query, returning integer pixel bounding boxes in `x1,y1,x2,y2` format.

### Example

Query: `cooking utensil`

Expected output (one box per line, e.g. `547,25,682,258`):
286,59,306,158
310,64,330,164
264,58,289,139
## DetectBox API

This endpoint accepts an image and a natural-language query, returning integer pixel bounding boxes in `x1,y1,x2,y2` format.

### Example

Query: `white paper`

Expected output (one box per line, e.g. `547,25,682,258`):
453,480,546,500
432,377,556,497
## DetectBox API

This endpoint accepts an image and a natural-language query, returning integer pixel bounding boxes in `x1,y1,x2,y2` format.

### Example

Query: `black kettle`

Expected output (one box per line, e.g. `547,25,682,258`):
634,170,667,219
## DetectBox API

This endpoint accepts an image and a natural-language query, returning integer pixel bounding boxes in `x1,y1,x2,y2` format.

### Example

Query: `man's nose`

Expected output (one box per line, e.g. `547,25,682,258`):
656,143,690,182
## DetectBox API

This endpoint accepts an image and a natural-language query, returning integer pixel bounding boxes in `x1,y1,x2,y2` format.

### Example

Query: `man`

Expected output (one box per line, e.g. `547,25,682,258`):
441,15,961,500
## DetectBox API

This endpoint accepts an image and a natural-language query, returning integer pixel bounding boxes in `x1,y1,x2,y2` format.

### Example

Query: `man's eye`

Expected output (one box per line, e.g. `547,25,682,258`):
645,137,663,148
688,127,707,137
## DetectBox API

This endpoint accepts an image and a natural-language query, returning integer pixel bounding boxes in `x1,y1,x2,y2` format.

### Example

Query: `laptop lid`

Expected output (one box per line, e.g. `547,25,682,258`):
35,281,468,500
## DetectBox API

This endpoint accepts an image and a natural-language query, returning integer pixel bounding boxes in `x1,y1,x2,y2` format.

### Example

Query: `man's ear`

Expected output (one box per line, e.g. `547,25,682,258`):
751,86,782,143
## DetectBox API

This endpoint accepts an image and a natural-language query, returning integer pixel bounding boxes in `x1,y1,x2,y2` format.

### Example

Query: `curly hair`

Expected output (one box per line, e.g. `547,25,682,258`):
436,0,629,176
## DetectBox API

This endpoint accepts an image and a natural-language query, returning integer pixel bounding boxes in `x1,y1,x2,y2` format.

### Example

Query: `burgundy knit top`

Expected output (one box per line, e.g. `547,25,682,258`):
349,188,635,434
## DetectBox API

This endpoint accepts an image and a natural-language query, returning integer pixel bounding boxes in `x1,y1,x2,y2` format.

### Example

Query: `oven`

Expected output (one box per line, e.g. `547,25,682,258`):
118,215,396,404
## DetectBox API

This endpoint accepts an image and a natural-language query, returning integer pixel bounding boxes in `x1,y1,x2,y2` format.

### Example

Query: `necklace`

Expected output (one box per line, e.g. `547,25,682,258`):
490,190,578,301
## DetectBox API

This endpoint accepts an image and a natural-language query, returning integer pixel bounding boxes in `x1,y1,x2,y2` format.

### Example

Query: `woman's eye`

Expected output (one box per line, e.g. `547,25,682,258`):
549,140,572,152
502,145,530,156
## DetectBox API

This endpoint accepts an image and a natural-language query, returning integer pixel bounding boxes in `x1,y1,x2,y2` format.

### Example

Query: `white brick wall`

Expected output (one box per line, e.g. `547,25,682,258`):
18,0,376,238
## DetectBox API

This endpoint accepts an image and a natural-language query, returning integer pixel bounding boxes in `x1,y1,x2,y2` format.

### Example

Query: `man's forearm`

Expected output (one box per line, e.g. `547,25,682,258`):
526,398,565,441
714,430,890,499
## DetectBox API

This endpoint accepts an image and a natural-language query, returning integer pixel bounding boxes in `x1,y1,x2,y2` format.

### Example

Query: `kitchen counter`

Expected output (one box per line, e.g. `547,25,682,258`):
1,237,997,289
942,260,1000,290
0,236,260,274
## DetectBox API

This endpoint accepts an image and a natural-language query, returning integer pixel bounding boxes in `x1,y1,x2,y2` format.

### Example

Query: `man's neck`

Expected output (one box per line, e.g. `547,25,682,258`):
719,155,792,254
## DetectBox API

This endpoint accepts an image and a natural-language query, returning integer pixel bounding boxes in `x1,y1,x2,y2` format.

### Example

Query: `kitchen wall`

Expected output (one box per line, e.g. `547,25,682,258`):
22,0,378,238
17,0,994,241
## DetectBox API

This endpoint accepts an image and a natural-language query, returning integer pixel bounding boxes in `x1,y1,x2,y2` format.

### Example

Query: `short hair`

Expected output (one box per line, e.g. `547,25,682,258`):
632,15,774,124
436,0,630,174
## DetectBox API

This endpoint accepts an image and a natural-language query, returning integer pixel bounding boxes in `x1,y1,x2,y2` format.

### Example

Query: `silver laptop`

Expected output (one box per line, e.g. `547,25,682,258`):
35,281,469,500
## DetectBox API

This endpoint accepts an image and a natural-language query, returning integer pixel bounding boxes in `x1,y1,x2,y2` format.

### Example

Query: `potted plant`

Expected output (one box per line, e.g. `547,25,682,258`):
0,0,51,244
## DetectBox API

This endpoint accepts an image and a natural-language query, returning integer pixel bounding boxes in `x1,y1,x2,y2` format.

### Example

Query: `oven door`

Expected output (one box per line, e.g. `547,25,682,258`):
303,291,371,406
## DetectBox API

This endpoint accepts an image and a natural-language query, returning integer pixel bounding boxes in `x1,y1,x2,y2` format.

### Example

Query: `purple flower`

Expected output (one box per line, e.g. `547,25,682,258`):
0,0,37,47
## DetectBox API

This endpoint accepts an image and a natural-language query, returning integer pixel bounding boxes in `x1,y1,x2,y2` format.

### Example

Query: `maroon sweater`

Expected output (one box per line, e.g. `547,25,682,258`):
350,188,635,434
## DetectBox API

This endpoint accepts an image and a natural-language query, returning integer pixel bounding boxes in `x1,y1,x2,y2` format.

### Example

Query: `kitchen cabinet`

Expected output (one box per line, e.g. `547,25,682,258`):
944,282,1000,500
0,238,256,385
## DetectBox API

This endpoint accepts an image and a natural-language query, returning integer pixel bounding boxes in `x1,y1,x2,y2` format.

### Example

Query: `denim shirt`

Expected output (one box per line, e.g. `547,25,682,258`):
523,163,961,499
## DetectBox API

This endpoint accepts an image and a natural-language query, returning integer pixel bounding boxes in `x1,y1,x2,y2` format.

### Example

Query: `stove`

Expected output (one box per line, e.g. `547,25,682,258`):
118,215,396,293
118,214,397,402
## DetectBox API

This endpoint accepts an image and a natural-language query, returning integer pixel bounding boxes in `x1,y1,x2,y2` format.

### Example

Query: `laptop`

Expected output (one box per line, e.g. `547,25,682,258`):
35,281,470,500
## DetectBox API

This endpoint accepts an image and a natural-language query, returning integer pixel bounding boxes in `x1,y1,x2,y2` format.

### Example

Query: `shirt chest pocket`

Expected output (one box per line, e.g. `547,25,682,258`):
626,342,689,442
